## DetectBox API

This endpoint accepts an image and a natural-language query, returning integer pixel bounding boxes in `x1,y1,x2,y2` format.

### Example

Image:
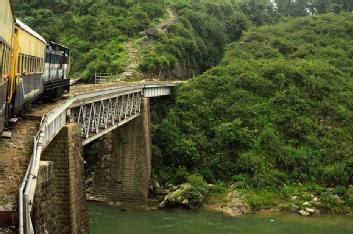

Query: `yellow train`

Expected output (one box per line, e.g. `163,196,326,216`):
0,0,70,134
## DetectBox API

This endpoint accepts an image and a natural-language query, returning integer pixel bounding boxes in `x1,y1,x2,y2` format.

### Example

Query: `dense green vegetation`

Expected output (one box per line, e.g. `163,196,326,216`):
13,0,353,80
13,0,276,80
13,0,167,79
138,1,250,77
153,14,353,213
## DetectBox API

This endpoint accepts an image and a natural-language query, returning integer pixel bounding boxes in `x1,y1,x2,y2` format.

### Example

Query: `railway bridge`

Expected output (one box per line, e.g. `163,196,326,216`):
18,82,178,234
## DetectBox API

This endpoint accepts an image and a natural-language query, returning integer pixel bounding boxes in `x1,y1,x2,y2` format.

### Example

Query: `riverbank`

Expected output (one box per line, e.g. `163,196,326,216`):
88,202,353,234
204,184,353,217
149,180,353,218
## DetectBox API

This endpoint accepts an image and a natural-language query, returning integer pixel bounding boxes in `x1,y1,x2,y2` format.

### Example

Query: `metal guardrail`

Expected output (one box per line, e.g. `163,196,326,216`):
18,83,178,234
94,73,114,84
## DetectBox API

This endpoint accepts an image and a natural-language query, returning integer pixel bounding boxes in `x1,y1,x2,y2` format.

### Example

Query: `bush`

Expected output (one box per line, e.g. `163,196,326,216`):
185,174,209,208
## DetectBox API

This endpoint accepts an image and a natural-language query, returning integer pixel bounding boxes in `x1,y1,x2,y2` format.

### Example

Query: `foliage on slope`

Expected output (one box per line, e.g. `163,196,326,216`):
13,0,166,79
152,14,353,210
222,13,353,76
138,0,276,78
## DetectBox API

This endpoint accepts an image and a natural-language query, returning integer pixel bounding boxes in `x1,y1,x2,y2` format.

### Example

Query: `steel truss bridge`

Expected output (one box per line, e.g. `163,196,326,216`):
19,82,178,234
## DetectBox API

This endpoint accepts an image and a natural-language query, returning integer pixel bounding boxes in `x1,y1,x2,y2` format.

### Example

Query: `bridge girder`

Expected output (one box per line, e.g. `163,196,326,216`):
70,91,142,145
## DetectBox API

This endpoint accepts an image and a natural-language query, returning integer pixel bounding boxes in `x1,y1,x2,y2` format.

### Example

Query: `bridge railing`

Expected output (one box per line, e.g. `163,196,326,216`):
94,73,114,84
18,83,177,234
19,96,74,234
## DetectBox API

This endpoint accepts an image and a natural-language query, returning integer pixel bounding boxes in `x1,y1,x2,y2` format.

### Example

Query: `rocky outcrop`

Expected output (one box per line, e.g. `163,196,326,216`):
159,183,208,209
298,210,310,216
149,180,167,197
289,194,325,216
206,190,249,217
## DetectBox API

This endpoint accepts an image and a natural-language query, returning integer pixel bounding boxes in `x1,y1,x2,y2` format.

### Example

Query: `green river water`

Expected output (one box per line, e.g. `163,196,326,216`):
89,202,353,234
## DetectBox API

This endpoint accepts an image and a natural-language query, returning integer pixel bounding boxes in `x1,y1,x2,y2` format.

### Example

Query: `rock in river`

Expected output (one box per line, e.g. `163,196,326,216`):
290,204,300,212
298,210,310,216
305,208,315,214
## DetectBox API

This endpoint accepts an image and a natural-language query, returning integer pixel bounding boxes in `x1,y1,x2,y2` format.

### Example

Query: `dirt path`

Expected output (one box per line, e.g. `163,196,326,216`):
119,42,140,80
119,8,177,81
156,8,177,33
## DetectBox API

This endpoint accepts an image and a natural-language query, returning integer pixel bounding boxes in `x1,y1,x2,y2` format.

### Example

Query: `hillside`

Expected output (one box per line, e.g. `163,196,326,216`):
13,0,167,79
12,0,279,80
152,13,353,213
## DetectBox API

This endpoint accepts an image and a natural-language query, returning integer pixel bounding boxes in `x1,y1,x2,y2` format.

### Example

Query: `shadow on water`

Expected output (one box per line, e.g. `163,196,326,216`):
88,202,353,234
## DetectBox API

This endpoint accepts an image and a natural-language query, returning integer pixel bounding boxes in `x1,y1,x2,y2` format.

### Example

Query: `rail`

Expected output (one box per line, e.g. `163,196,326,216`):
18,82,178,234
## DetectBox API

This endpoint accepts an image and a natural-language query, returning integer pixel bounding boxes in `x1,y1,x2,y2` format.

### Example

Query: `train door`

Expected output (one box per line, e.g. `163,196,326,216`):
0,43,6,133
4,29,18,124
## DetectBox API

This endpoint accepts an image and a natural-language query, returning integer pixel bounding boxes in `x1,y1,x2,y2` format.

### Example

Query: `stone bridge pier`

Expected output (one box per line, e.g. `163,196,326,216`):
90,97,152,201
35,124,88,234
32,97,152,233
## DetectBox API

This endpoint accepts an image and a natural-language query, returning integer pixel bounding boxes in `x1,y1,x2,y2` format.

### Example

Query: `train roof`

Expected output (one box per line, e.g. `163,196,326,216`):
9,0,15,22
15,18,46,44
48,41,70,50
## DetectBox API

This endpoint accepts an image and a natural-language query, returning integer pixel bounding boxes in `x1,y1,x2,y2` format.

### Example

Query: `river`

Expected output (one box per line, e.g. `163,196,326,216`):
88,202,353,234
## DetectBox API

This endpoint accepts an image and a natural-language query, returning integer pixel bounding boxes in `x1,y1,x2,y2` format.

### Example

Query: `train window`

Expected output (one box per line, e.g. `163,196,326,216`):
0,44,3,84
24,56,28,74
31,57,33,73
17,54,20,75
19,54,23,74
21,55,25,74
0,44,3,76
26,56,28,73
30,57,33,73
1,45,12,82
3,47,9,77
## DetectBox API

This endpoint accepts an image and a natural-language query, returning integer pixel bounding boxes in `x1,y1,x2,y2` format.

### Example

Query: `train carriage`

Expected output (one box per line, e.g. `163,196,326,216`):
0,0,71,135
14,19,47,112
44,41,70,98
0,0,15,133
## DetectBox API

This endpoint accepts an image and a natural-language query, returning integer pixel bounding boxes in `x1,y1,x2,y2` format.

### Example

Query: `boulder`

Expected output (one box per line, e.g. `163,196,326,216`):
149,180,167,196
305,208,315,214
159,183,208,209
298,210,310,216
290,204,300,212
312,197,319,202
206,190,249,217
